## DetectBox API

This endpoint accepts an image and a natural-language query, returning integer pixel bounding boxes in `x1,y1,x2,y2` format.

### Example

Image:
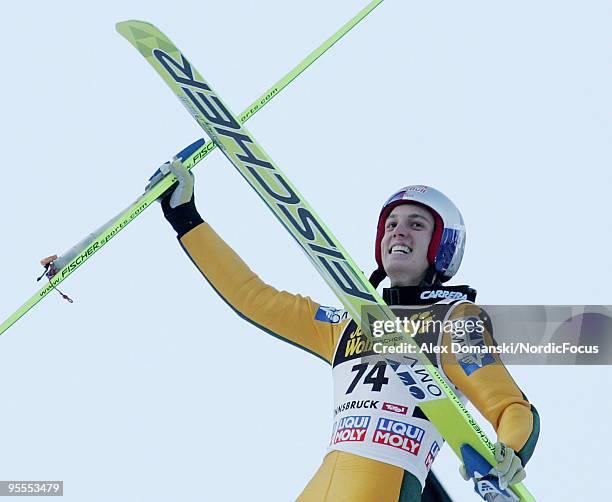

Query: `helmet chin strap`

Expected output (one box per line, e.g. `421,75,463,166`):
369,264,440,290
368,267,387,289
420,265,440,288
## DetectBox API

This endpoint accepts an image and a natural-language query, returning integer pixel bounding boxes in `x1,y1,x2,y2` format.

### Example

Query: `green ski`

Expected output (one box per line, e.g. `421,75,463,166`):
0,0,383,337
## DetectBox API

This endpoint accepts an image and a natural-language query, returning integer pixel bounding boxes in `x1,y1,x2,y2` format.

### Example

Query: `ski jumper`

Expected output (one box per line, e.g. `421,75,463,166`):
179,222,540,501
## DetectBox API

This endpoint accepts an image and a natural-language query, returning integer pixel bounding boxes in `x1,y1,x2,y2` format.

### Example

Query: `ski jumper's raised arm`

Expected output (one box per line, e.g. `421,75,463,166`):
179,222,342,364
440,302,540,466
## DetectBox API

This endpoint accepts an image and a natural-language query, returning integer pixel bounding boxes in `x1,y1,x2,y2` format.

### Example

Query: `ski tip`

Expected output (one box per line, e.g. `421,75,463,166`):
116,19,148,28
116,20,158,37
116,20,133,32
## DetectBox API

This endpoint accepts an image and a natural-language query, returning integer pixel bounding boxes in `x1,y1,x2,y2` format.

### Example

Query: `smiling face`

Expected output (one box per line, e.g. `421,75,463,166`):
380,203,435,286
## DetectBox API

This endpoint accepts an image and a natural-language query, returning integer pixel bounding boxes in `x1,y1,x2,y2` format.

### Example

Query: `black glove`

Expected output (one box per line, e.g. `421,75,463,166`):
154,158,204,238
161,190,204,238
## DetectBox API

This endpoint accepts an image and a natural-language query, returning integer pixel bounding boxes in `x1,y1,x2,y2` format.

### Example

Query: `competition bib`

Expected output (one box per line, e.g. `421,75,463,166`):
328,302,466,486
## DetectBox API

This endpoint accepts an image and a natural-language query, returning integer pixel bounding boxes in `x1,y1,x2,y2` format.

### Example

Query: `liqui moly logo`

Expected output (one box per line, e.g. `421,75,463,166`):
425,441,441,471
332,416,370,444
373,418,425,455
382,402,408,415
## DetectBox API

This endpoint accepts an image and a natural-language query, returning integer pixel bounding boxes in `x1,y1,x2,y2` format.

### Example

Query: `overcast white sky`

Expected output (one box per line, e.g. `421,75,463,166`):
1,1,611,500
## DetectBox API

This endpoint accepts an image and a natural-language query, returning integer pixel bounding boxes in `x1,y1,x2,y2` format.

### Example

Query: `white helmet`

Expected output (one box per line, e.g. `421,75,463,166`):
372,185,466,285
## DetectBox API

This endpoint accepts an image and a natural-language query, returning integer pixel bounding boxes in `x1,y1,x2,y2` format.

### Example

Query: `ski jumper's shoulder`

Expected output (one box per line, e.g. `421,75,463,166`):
179,222,347,364
440,301,540,466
